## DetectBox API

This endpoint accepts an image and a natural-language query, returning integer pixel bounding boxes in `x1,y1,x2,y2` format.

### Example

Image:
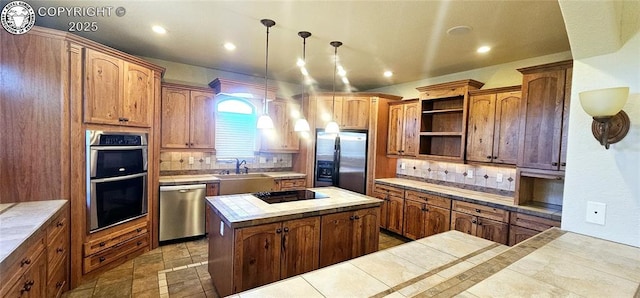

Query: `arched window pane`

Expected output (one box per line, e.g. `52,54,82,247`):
215,98,256,159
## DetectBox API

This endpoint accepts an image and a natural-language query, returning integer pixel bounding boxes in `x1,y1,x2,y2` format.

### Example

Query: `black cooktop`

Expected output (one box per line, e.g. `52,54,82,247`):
252,190,329,204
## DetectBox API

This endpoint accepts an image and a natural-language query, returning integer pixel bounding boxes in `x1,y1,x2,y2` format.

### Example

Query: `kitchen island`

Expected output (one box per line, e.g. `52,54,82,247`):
206,187,382,296
230,228,640,297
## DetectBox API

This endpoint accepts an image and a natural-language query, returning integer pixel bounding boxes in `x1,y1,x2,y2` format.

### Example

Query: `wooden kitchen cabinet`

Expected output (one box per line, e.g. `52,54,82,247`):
315,95,370,129
260,100,300,152
387,100,419,156
319,208,379,267
161,83,216,149
273,178,306,191
451,201,509,245
373,183,404,234
82,221,148,274
233,217,320,292
509,212,560,246
402,190,451,240
517,60,572,171
84,48,154,127
466,86,521,164
416,80,484,160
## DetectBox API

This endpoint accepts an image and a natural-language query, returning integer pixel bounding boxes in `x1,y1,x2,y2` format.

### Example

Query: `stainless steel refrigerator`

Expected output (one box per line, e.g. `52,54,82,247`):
314,129,368,194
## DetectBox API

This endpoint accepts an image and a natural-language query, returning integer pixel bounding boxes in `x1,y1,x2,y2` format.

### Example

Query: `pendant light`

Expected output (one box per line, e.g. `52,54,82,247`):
256,19,276,129
294,31,311,134
325,41,342,134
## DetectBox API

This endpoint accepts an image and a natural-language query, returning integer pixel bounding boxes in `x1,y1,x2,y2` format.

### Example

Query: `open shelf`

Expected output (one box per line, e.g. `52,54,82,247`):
421,108,464,114
419,132,463,136
419,135,462,157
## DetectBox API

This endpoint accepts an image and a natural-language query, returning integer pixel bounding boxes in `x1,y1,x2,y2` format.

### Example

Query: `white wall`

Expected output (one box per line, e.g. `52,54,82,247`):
367,51,572,98
561,31,640,247
140,56,302,99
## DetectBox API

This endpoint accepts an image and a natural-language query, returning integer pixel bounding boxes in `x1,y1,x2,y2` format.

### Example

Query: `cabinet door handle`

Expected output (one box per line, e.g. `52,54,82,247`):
475,209,481,213
56,281,64,288
136,228,142,233
551,162,559,166
122,117,129,122
354,215,360,220
471,219,477,224
493,156,498,159
20,258,31,267
99,242,106,247
185,143,189,146
137,241,143,245
350,215,355,220
57,247,64,253
486,155,492,159
276,228,282,234
190,143,194,146
57,221,64,227
283,227,289,233
99,256,106,262
561,162,566,166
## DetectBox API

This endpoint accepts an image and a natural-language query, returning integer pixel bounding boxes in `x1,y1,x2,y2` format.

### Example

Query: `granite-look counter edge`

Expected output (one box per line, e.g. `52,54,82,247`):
206,186,382,228
0,200,68,269
159,172,306,186
375,178,561,221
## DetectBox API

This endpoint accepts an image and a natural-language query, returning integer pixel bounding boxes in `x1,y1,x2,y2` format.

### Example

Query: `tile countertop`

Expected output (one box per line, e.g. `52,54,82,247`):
375,178,562,221
206,186,382,228
159,172,306,186
0,200,67,267
231,228,640,297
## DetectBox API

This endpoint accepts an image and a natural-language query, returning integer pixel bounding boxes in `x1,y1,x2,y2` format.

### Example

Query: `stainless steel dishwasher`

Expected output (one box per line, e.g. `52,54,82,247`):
159,184,206,242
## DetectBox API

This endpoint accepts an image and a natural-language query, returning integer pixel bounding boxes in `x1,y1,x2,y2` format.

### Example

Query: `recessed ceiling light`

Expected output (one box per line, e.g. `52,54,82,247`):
152,25,166,34
383,71,393,77
477,46,491,53
447,25,472,36
224,42,236,51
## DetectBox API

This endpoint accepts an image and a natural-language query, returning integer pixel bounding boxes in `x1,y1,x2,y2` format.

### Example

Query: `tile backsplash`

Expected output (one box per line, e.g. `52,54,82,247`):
160,152,292,174
396,158,516,195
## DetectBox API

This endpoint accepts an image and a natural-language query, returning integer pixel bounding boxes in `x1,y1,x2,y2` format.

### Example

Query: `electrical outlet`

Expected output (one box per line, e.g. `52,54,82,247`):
219,221,224,236
496,173,503,182
400,162,406,170
272,157,278,163
586,201,606,225
467,169,474,178
205,157,211,164
188,156,195,164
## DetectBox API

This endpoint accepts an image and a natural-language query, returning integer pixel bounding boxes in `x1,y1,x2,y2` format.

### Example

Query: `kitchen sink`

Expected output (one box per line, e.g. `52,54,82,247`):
216,173,275,195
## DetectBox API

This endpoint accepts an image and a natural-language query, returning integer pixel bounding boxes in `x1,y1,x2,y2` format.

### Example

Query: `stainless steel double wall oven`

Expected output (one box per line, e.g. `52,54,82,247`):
86,130,148,232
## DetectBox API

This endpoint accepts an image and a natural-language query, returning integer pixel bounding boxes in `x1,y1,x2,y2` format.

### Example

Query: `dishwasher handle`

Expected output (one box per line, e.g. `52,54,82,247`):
160,184,207,192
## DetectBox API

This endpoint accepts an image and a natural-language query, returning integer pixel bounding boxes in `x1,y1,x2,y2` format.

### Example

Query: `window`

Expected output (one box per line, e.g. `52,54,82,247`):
215,98,257,159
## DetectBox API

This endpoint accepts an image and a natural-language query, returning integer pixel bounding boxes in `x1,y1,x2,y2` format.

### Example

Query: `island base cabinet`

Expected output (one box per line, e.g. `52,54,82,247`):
234,217,322,292
319,207,379,268
4,251,47,298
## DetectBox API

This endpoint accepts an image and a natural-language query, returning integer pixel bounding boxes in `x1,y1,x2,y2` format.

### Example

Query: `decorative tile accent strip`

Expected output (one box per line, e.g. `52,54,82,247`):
417,228,566,297
369,243,503,298
396,174,515,197
157,260,210,297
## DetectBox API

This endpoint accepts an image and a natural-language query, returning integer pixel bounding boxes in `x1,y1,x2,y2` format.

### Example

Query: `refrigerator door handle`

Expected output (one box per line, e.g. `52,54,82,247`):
333,136,341,186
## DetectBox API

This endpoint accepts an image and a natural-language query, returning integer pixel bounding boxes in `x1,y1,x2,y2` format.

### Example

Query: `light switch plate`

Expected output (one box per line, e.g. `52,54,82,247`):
205,157,211,164
467,170,474,178
586,201,606,225
272,157,278,163
496,173,503,182
400,162,406,170
260,157,267,163
188,156,195,164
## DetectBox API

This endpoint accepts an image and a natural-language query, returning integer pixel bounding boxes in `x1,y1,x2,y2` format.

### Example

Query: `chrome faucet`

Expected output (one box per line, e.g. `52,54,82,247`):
235,159,247,174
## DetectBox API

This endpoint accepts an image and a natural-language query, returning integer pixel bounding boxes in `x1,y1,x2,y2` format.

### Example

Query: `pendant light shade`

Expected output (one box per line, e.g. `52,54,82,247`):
325,41,342,134
294,31,311,134
257,19,276,129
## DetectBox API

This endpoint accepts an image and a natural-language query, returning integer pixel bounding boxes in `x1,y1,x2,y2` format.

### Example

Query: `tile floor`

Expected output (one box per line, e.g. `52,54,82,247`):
63,230,409,298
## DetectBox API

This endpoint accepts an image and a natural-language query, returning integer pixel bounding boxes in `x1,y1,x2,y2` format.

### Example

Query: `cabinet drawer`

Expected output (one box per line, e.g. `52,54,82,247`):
452,201,509,222
279,178,306,190
421,86,466,99
373,184,404,198
46,229,68,278
3,250,47,298
84,222,148,256
405,190,451,209
46,211,67,246
0,232,46,296
83,233,148,274
510,213,560,232
47,257,68,298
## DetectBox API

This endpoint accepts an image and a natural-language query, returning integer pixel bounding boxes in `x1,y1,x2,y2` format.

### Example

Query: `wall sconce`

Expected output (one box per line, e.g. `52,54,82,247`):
579,87,630,149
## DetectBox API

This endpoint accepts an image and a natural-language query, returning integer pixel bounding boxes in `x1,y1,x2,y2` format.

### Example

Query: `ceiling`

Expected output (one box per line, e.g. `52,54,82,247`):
30,0,571,91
